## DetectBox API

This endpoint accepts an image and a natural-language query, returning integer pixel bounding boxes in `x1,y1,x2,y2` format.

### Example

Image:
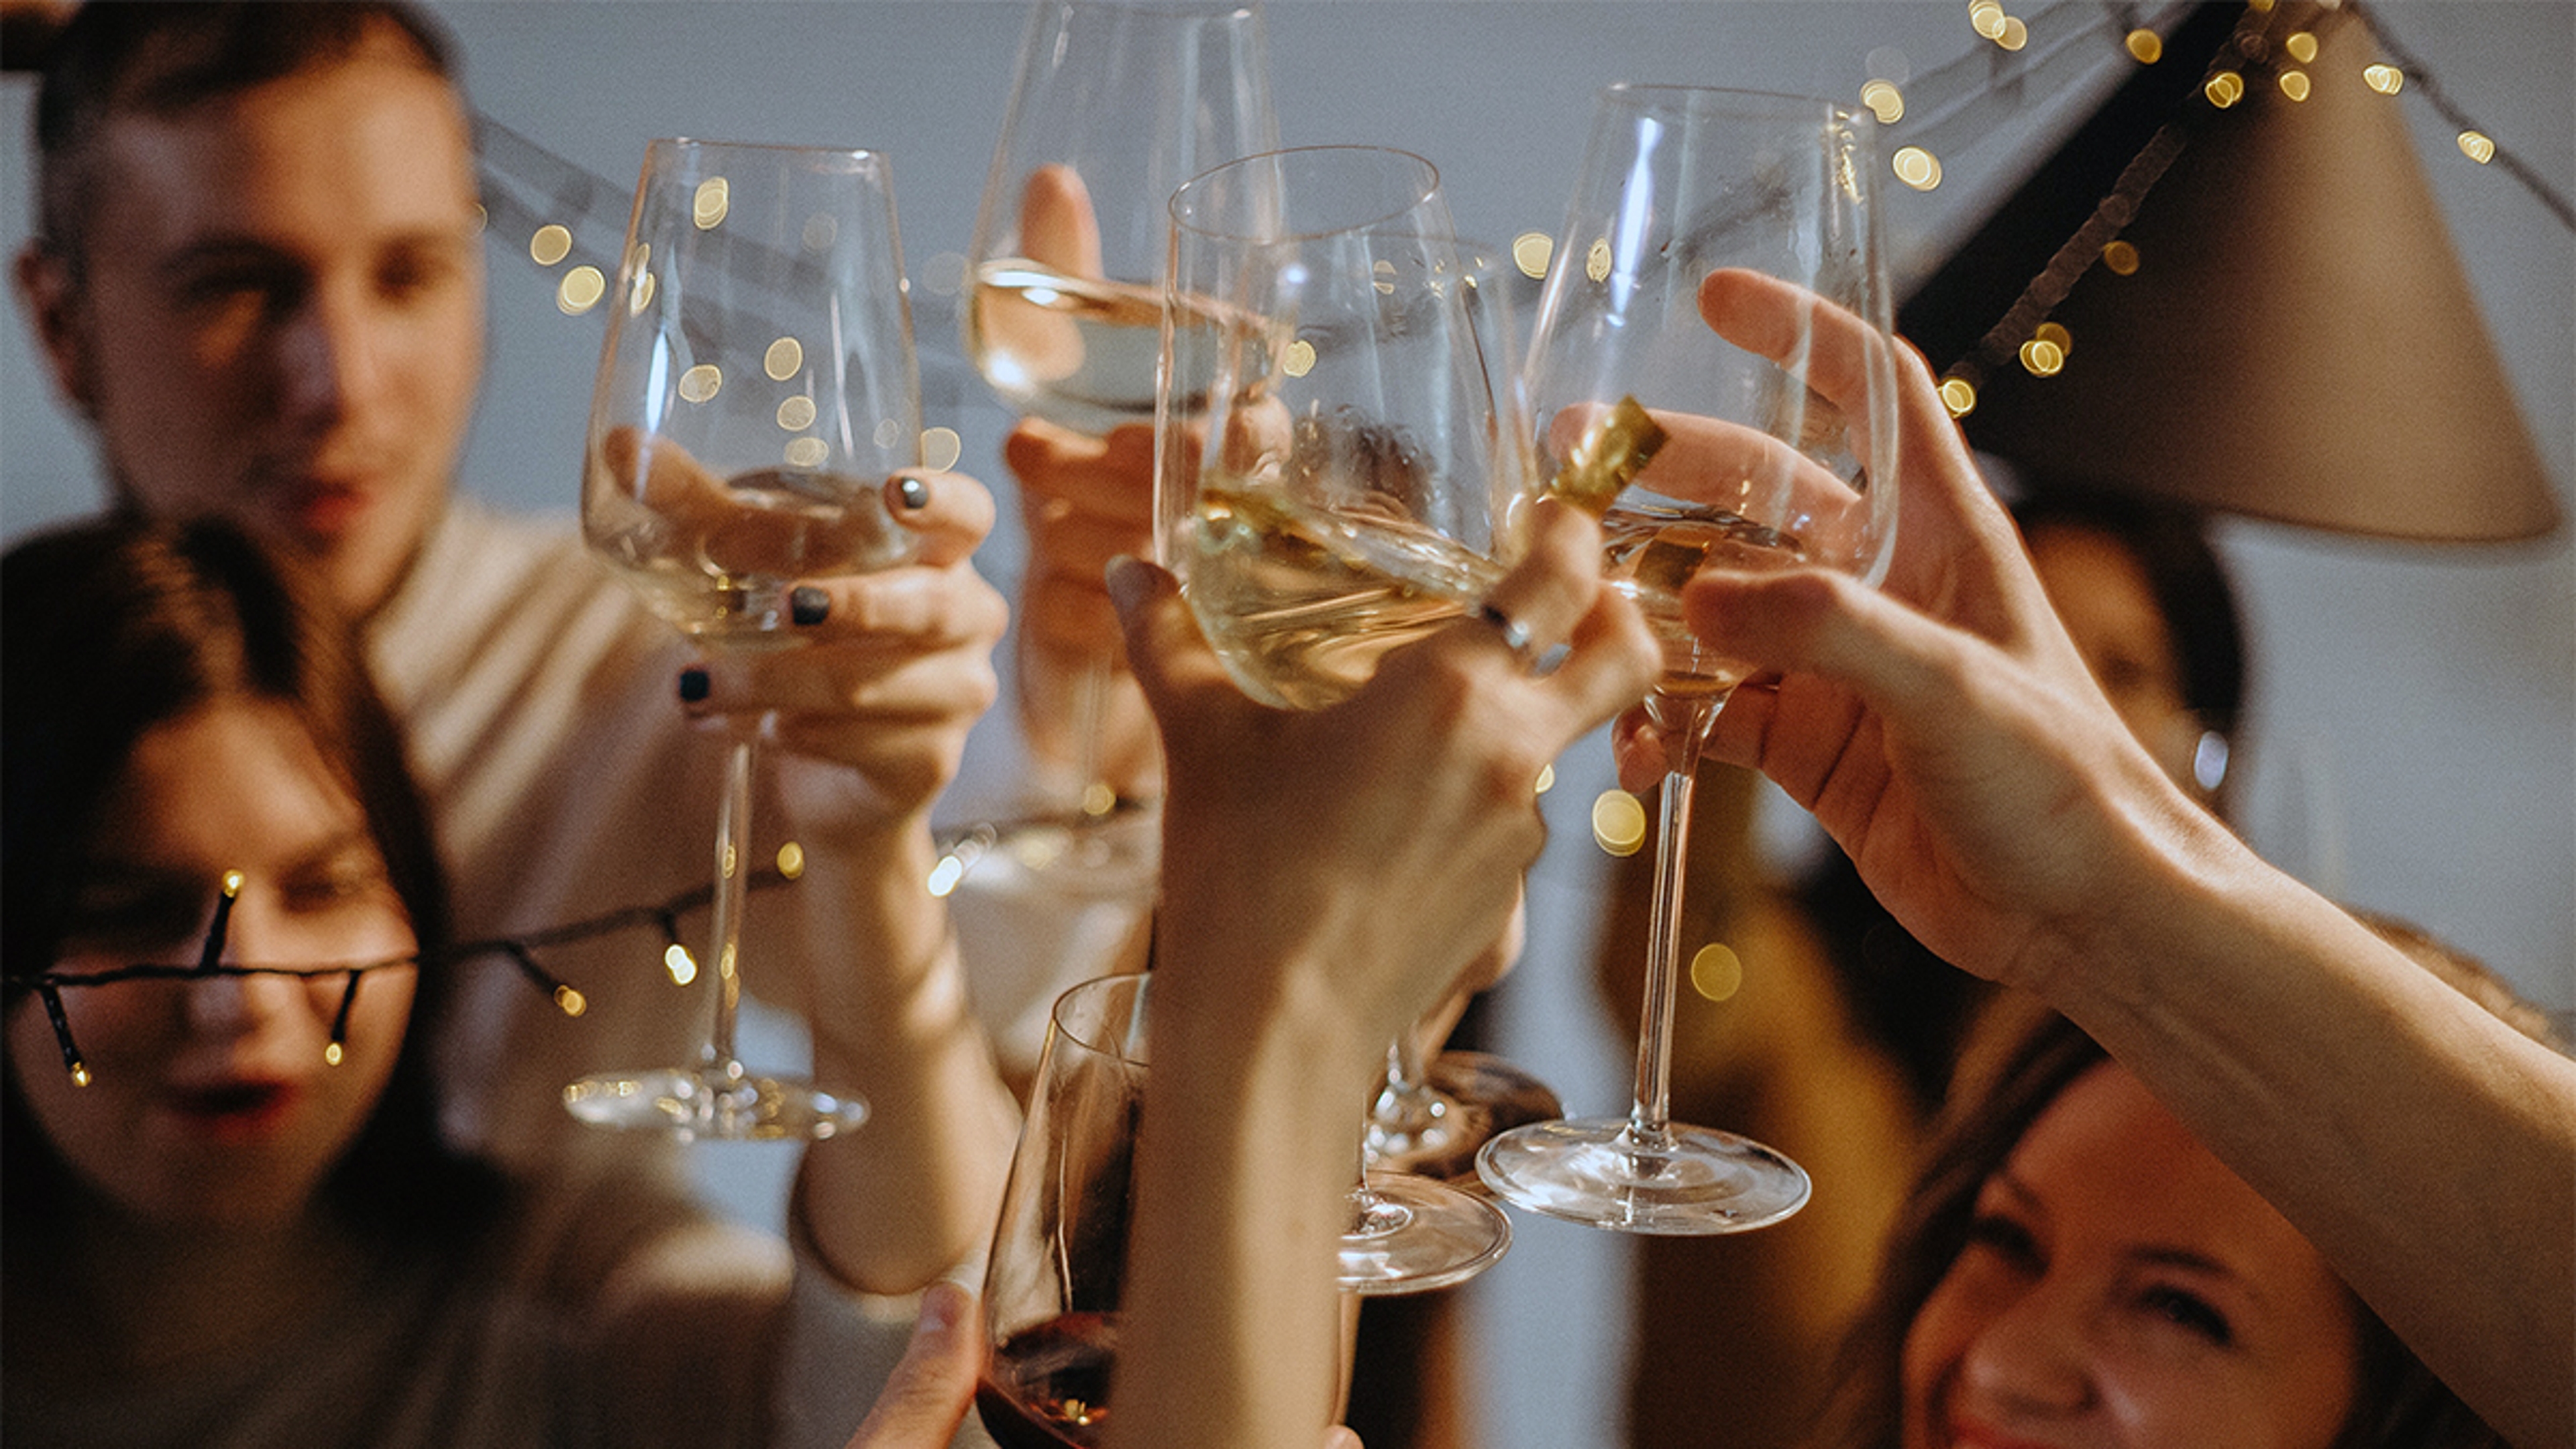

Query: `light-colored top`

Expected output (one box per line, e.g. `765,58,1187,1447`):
1,1175,923,1449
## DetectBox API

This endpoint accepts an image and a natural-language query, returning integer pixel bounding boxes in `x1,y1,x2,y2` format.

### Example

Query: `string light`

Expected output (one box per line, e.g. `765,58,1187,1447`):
15,872,800,1084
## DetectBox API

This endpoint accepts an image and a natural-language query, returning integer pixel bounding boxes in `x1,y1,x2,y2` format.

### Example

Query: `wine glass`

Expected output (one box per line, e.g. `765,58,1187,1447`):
977,971,1149,1449
961,0,1276,892
1476,86,1902,1232
1159,144,1533,1291
565,138,922,1140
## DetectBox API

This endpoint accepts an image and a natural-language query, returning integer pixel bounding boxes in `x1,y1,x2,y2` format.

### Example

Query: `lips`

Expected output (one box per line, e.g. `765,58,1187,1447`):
163,1078,300,1140
280,478,372,538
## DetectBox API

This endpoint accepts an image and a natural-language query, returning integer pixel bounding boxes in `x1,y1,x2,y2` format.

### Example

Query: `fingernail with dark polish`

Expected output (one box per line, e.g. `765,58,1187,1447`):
678,665,710,704
790,585,830,626
896,474,932,511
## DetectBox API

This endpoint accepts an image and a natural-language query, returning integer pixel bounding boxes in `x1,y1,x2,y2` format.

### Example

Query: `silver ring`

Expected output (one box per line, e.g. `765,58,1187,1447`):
1478,600,1537,667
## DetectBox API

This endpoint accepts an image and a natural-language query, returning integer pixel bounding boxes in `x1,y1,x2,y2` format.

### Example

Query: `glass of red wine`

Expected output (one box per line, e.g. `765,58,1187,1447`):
977,971,1151,1448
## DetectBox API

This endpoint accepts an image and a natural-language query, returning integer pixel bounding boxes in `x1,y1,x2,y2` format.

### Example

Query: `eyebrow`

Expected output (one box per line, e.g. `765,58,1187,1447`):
1986,1170,2271,1307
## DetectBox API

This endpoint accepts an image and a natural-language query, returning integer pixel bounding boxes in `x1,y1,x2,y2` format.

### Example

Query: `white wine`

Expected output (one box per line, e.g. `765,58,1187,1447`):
1600,502,1805,697
968,260,1171,437
587,466,908,648
1187,485,1505,712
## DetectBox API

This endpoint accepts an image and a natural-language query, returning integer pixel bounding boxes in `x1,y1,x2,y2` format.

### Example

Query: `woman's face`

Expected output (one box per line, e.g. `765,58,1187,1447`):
7,699,417,1228
1900,1063,2361,1449
2023,523,2205,796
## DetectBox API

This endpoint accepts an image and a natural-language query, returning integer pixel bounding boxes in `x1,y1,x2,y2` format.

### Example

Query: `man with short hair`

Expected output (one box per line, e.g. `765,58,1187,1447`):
12,0,1017,1309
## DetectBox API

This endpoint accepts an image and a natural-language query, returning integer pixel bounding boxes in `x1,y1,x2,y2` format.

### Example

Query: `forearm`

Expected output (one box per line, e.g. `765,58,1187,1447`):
794,819,1020,1293
2039,820,2576,1448
1111,961,1382,1449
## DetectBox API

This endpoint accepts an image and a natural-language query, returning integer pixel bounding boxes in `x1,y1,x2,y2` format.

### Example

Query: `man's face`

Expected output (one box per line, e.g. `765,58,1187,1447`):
23,50,484,615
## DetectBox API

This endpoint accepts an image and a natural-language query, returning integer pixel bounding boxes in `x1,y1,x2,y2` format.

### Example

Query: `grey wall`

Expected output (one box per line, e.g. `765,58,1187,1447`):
4,5,2569,1446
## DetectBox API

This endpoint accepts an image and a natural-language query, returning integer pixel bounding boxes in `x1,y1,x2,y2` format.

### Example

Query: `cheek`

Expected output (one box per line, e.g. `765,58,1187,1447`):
1898,1271,1974,1430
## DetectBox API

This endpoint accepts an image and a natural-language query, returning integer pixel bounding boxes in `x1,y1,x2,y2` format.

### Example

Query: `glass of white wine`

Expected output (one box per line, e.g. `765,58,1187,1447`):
1476,86,1904,1232
963,0,1275,893
568,138,921,1140
1159,144,1532,1292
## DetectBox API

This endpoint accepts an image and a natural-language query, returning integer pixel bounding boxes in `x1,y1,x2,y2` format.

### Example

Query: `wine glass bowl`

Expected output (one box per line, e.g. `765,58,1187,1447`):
977,972,1150,1449
1477,85,1900,1233
568,138,923,1140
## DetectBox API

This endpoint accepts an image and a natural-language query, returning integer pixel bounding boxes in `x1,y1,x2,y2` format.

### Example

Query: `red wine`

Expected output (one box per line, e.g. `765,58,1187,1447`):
975,1311,1119,1449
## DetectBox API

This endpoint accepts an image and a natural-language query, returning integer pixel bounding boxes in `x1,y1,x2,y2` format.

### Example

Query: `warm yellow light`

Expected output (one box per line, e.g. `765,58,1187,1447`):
1534,762,1556,796
777,395,817,431
1939,376,1978,418
1512,231,1554,279
324,1042,345,1067
784,436,828,470
2278,70,2312,103
1968,1,2006,41
2019,337,2066,376
69,1062,92,1087
2101,239,2141,275
665,943,698,985
530,223,574,266
2205,72,2245,109
2285,31,2318,63
555,985,588,1017
1892,146,1943,191
776,842,806,879
2033,321,2072,352
764,337,804,381
1591,790,1647,857
2125,29,2163,64
1283,338,1318,377
679,364,722,404
921,427,964,471
2364,64,2405,95
627,252,657,315
1996,17,2028,51
2458,131,2497,164
222,869,246,897
693,176,731,229
1081,781,1119,817
1585,237,1613,284
557,265,605,315
1860,79,1905,124
1689,943,1744,1002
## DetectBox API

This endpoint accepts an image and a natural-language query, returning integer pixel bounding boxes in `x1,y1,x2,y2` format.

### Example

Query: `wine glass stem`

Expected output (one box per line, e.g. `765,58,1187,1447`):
704,727,759,1077
1627,690,1723,1146
1373,1025,1436,1139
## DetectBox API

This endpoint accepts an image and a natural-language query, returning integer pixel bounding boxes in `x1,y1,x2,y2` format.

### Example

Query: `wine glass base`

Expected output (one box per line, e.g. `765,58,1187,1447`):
1475,1116,1810,1236
950,800,1162,906
563,1067,869,1142
1366,1051,1563,1182
1337,1174,1512,1296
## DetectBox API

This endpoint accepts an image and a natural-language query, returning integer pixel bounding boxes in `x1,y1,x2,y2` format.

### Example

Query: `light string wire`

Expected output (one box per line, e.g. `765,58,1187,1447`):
2346,1,2574,233
14,868,799,1085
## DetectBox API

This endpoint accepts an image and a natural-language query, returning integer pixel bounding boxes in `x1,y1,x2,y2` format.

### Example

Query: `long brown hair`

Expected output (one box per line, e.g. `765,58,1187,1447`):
1815,985,2514,1449
2,515,497,1234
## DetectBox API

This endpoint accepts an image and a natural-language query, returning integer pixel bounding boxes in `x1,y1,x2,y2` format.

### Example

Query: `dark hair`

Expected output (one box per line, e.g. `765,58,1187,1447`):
1,514,497,1236
30,1,462,272
1817,985,2524,1449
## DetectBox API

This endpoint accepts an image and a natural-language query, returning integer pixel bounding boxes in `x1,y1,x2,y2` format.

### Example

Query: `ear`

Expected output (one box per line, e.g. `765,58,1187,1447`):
14,241,99,421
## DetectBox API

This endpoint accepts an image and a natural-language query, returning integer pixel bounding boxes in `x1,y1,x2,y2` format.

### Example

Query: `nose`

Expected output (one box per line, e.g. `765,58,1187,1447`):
274,279,388,431
182,895,306,1036
1955,1276,2098,1419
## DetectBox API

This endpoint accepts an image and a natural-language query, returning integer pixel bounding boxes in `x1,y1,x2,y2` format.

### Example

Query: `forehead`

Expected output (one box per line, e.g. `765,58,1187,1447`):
97,700,364,866
2005,1065,2324,1273
83,56,479,264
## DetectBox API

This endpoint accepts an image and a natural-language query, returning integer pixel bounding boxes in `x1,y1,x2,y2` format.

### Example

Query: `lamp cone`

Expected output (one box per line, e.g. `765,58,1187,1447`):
1902,3,2559,543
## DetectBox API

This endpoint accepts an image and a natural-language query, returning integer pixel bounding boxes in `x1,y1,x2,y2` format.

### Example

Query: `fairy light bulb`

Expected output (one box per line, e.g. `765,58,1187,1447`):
665,943,698,985
555,985,588,1017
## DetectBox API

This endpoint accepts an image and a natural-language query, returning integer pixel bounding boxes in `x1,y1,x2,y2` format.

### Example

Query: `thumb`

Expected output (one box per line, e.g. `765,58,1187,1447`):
1020,162,1105,278
1108,555,1239,723
843,1281,980,1449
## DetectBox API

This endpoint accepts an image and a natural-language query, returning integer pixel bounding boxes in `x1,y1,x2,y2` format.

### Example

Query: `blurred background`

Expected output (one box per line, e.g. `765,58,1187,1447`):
5,5,2567,1447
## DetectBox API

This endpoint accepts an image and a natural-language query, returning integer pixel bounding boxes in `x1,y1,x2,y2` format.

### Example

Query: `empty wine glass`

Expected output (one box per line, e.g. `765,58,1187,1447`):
1160,144,1536,1291
977,971,1149,1449
1477,86,1903,1232
962,0,1275,893
565,138,921,1140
